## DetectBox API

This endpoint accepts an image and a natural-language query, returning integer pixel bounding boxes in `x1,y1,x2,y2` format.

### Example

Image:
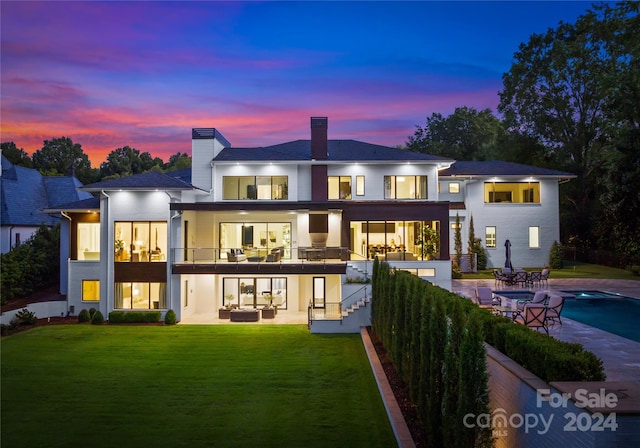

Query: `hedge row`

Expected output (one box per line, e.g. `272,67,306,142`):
371,259,492,447
108,311,161,324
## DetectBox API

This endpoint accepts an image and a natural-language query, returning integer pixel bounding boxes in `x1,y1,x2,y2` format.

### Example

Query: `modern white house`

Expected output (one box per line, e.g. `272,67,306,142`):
41,117,574,332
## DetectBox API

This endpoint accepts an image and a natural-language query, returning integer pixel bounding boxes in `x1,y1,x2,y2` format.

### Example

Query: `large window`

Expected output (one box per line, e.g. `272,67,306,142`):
223,176,288,200
220,222,291,258
78,222,100,260
223,277,287,309
114,282,166,309
384,176,427,199
356,176,365,196
115,222,167,262
350,220,440,260
82,280,100,302
484,182,540,203
328,176,352,200
485,227,496,248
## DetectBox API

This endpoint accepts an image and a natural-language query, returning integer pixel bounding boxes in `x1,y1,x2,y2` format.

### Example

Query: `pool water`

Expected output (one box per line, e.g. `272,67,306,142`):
494,290,640,343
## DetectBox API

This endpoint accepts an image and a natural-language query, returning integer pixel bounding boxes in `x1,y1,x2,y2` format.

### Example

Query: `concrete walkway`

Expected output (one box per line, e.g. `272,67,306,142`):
452,278,640,383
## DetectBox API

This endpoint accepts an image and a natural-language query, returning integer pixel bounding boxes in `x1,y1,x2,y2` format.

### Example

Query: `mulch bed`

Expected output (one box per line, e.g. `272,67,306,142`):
367,327,427,448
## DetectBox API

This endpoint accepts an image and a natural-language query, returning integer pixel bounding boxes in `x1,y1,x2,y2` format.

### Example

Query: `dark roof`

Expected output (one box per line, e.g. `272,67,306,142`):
42,196,100,213
79,171,194,192
439,160,575,178
215,140,452,163
1,154,93,226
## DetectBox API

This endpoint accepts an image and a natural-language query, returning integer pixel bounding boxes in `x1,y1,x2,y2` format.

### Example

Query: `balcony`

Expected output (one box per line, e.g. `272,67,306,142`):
171,246,350,275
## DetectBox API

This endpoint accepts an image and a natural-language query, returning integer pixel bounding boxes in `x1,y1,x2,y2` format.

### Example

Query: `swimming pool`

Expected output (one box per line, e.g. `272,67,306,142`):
494,290,640,343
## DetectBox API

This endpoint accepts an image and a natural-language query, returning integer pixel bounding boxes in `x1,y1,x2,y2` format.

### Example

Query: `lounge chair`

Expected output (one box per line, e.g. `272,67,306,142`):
493,269,509,287
545,294,564,325
516,290,548,311
473,287,499,308
514,304,548,334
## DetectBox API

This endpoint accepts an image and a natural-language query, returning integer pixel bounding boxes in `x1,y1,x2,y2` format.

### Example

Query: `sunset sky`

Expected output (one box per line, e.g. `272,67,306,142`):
1,1,596,166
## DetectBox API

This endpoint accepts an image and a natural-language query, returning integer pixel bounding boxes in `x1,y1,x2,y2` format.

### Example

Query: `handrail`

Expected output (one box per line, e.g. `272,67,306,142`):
171,245,351,264
340,284,370,312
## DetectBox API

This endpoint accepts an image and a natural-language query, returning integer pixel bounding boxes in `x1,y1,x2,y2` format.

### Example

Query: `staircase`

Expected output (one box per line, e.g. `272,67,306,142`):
309,262,372,333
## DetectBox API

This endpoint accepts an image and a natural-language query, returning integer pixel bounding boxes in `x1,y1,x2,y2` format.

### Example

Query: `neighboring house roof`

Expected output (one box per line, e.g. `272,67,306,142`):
439,160,576,179
42,197,101,214
0,155,93,226
215,140,454,164
79,171,194,192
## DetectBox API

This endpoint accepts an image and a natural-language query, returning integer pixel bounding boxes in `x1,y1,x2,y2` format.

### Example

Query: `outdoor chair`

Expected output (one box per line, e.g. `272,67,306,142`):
227,249,247,262
517,290,547,311
528,271,542,287
540,268,550,287
545,294,565,325
493,269,507,287
514,270,528,287
514,304,549,334
473,287,499,308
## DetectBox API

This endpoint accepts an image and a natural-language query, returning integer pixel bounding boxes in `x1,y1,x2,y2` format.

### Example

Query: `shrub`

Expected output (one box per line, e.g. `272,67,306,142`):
78,309,91,323
108,311,161,324
164,309,177,325
549,241,564,269
626,265,640,276
89,307,97,319
91,310,104,325
14,308,37,325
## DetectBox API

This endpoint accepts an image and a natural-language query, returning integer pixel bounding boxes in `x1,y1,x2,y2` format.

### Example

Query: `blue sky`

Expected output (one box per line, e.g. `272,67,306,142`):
1,1,597,165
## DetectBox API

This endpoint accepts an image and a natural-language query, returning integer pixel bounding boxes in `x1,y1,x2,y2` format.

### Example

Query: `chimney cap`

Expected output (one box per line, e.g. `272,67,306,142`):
310,117,328,128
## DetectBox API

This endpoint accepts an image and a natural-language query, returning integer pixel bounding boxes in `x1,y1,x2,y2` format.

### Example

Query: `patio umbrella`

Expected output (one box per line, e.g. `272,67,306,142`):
504,239,513,270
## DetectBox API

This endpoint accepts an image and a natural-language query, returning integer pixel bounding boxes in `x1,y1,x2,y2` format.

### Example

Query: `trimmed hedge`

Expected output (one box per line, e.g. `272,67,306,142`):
108,311,161,324
164,309,177,325
91,310,104,325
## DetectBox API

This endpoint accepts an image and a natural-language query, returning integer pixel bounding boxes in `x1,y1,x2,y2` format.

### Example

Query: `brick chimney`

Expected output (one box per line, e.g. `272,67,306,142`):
310,117,328,160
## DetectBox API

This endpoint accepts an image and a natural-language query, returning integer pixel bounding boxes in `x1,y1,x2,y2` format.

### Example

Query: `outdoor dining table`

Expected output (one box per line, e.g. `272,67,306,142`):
492,305,521,320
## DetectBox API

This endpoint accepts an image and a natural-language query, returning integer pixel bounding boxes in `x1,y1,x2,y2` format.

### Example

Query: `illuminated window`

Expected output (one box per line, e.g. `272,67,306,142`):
78,222,100,260
114,222,167,263
529,227,540,248
328,176,351,199
82,280,100,301
486,227,496,248
223,176,288,200
449,182,460,194
356,176,365,196
484,182,540,203
114,282,166,309
384,176,427,199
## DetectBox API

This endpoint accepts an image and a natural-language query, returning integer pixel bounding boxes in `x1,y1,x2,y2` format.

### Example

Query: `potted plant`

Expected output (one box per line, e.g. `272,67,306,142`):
224,294,235,308
264,293,275,308
417,225,440,260
114,239,125,260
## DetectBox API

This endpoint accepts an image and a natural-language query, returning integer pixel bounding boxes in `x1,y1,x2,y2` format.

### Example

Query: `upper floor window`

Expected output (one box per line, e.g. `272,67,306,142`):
484,182,540,203
356,176,365,196
449,182,460,194
78,222,100,261
223,176,288,200
384,176,427,199
328,176,351,200
115,221,167,262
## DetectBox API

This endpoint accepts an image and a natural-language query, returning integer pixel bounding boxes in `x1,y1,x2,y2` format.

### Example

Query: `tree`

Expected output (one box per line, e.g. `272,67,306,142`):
32,137,93,184
467,214,476,271
165,152,192,171
498,2,639,250
1,142,33,168
100,146,164,178
406,107,503,160
453,213,462,270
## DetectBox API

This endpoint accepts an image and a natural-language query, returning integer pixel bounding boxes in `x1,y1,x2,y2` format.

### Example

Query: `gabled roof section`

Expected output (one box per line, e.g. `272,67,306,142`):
79,171,194,192
215,139,453,164
439,160,575,178
1,155,93,226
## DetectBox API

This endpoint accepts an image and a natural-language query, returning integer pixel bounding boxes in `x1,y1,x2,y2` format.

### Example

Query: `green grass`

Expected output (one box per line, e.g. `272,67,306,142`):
1,325,396,448
462,261,639,281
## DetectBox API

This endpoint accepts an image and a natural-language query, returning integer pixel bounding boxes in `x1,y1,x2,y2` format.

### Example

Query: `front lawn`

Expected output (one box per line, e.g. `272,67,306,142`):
1,325,396,448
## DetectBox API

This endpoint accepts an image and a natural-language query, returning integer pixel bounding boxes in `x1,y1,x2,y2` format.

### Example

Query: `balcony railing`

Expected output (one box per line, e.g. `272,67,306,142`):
171,246,351,265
